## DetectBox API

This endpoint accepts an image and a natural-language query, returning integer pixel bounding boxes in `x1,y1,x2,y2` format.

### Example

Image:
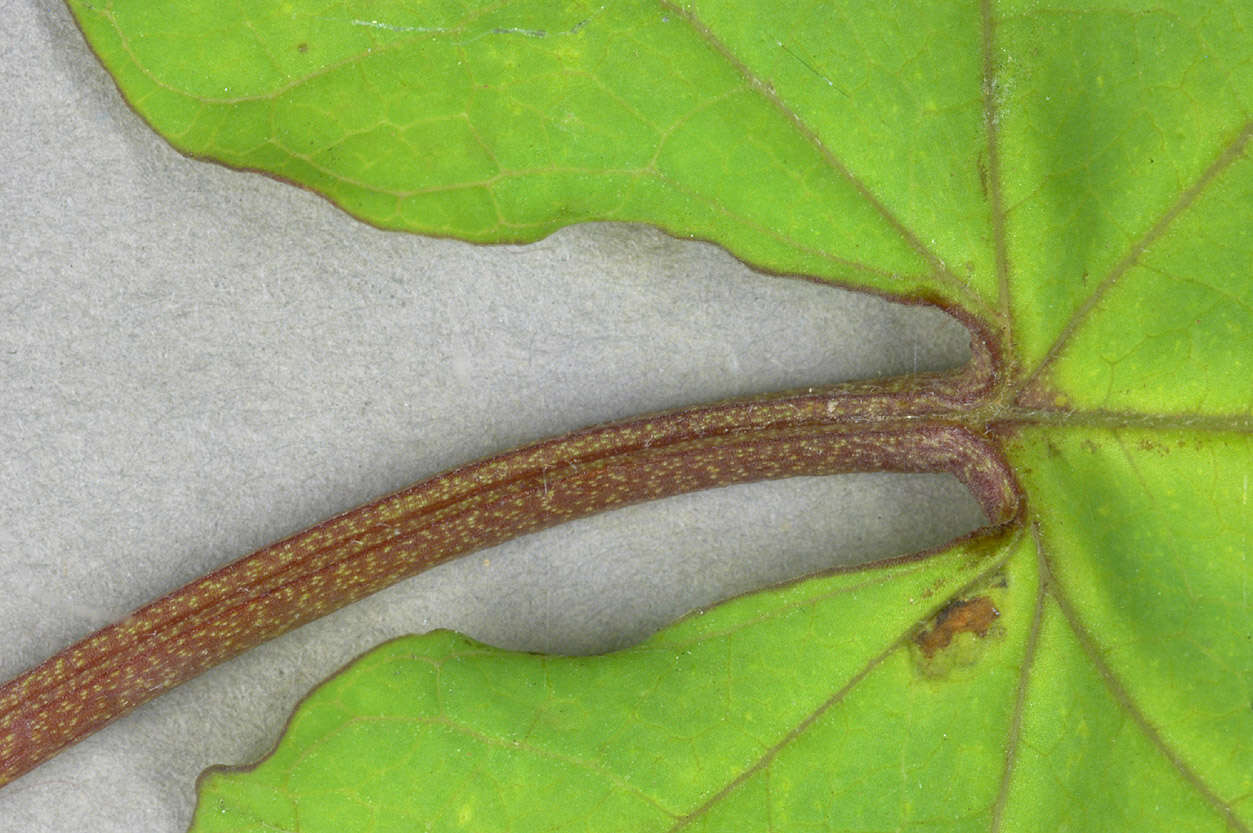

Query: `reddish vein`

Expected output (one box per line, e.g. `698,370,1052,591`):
979,0,1014,336
0,346,1016,788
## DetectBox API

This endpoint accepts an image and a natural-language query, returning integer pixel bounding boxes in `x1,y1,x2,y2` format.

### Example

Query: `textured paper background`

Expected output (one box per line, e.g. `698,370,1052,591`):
0,3,982,829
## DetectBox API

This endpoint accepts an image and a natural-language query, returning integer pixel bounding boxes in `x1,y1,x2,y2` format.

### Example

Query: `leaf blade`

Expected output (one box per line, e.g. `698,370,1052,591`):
191,533,1029,832
1012,427,1253,813
997,4,1253,375
67,0,1012,304
46,0,1253,829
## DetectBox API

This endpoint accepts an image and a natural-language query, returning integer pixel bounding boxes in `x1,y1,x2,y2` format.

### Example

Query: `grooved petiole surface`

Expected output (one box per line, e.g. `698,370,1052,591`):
0,336,1016,788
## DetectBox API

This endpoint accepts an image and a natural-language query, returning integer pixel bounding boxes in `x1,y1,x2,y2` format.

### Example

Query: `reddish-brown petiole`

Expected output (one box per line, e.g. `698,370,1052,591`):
0,331,1017,788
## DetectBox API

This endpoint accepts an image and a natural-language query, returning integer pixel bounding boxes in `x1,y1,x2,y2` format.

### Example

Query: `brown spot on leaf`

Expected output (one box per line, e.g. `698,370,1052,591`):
296,42,309,53
915,596,1000,658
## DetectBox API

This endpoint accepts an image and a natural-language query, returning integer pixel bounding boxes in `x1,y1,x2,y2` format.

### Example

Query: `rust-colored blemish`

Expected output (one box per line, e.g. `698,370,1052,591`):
915,596,1000,658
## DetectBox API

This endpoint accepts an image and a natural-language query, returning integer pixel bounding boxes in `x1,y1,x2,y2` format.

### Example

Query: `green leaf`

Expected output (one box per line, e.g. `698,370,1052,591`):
193,537,1028,833
59,0,1252,830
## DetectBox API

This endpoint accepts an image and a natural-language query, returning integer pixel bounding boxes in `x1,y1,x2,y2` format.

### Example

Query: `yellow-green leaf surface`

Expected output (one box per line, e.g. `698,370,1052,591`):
62,0,1252,830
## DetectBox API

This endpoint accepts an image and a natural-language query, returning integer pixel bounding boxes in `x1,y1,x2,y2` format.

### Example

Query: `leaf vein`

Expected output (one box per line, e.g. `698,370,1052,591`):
655,0,990,315
1040,531,1251,833
1018,119,1253,398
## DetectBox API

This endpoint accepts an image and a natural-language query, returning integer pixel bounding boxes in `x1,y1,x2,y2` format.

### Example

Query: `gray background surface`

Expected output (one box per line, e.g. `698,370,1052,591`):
1,2,983,829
